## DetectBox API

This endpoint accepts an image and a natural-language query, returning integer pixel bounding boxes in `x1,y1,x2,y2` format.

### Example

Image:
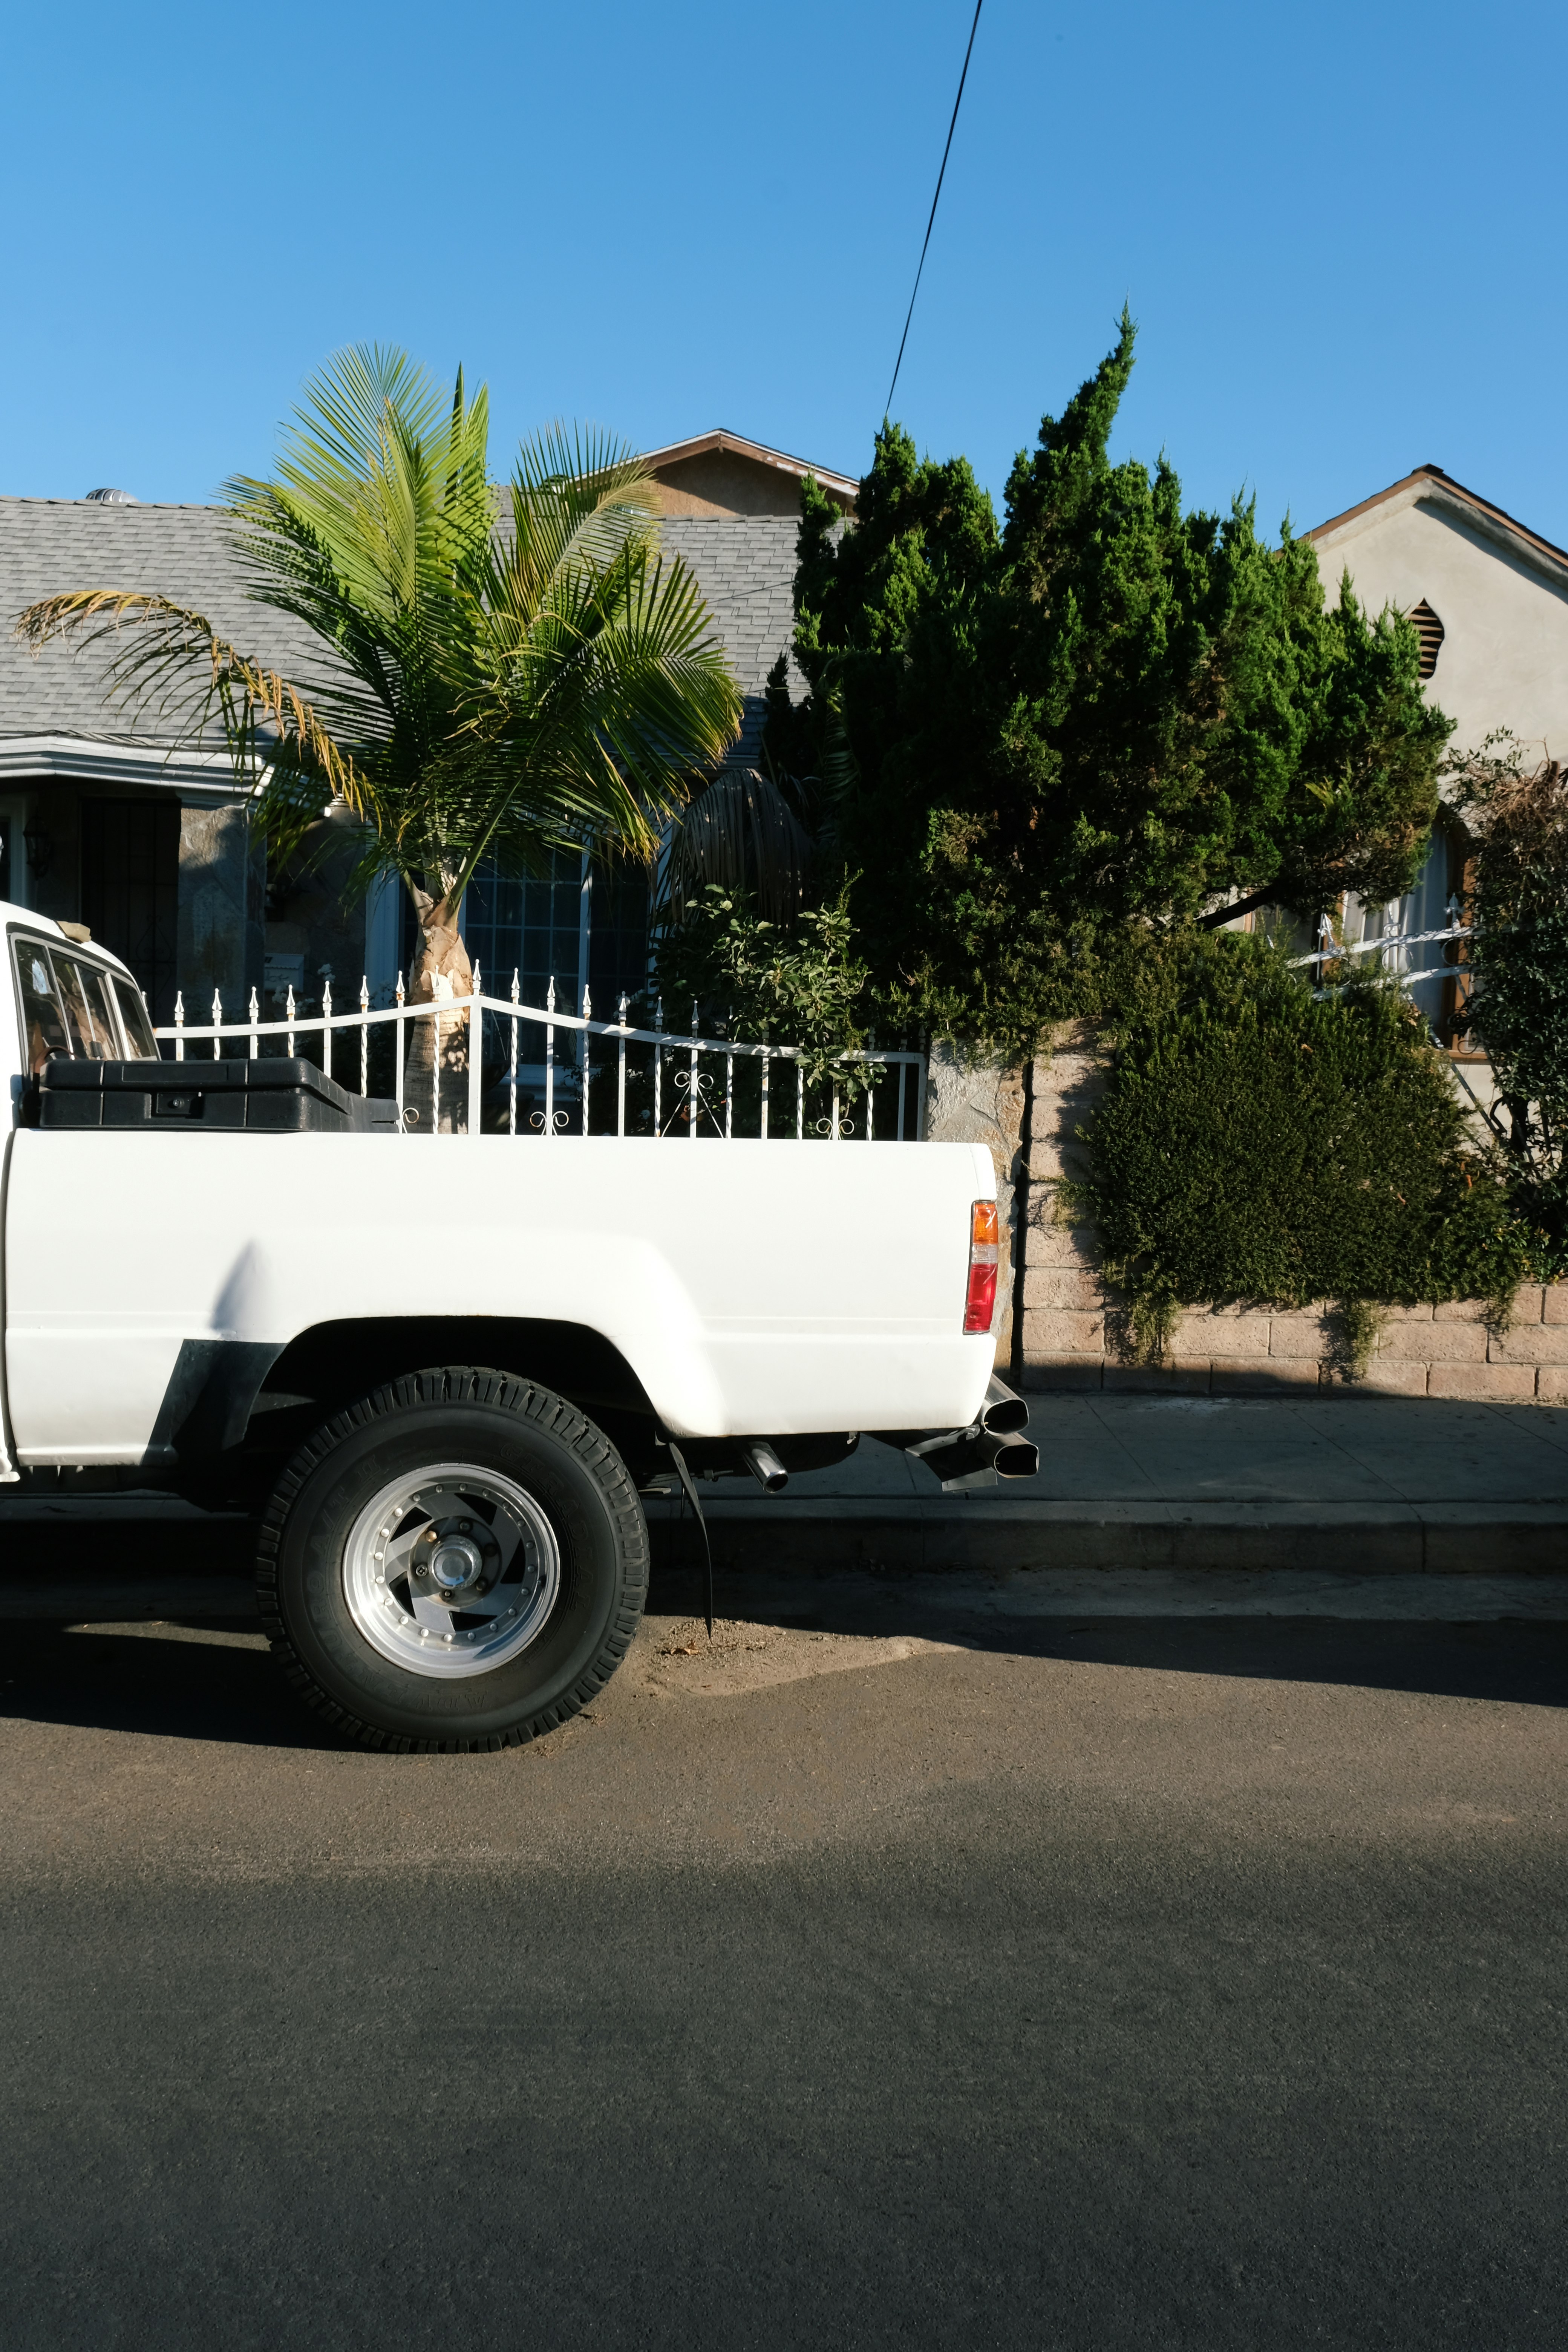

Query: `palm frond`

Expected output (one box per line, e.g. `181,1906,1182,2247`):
662,763,815,922
492,424,662,620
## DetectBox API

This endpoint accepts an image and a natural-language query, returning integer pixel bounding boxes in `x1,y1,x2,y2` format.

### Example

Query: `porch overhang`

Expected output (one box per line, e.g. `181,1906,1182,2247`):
0,734,257,800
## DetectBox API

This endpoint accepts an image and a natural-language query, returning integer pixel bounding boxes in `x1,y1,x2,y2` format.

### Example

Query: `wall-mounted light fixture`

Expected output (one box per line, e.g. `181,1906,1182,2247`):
22,823,53,879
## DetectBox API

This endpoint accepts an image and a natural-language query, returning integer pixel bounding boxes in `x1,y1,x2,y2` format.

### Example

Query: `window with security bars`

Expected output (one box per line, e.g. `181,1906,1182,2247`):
400,852,650,1100
462,853,586,1013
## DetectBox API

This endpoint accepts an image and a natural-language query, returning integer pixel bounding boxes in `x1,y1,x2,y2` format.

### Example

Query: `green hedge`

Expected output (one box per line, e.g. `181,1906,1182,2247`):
1081,935,1525,1357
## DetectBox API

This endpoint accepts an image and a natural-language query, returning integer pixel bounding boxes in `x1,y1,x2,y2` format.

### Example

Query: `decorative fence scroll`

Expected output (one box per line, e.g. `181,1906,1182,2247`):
156,973,926,1141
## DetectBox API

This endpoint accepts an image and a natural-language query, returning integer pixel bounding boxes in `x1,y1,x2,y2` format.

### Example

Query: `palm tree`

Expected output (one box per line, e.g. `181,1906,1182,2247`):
17,346,743,1122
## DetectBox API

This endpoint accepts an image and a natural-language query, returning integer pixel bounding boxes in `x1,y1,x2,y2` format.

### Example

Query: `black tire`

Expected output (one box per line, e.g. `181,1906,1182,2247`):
256,1366,648,1752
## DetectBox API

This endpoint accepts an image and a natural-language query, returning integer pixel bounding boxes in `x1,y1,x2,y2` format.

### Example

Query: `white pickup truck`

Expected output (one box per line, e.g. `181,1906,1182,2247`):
0,906,1034,1750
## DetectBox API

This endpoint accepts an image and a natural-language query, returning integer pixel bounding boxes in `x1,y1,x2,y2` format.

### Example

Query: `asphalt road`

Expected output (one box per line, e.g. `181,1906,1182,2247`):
3,1556,1566,2350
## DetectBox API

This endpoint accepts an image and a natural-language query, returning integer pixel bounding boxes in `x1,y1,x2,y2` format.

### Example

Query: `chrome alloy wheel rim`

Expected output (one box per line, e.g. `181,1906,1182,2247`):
341,1463,561,1680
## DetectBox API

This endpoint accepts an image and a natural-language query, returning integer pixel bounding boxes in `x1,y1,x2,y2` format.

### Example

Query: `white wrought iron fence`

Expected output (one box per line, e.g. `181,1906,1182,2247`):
1288,899,1473,1000
155,972,927,1142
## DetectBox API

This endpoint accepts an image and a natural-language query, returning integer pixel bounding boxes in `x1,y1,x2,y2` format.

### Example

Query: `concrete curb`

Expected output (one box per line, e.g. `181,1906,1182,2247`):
651,1497,1568,1577
2,1497,1563,1621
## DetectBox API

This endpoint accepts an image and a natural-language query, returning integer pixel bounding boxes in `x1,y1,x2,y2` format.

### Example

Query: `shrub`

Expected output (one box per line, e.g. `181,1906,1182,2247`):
1081,933,1525,1356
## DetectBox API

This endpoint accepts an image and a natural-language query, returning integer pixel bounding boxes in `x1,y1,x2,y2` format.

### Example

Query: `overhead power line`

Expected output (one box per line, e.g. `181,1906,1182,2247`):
885,0,986,418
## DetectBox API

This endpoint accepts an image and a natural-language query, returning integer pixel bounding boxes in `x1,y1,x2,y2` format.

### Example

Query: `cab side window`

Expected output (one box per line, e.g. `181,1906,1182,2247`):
52,955,121,1061
110,974,159,1058
14,944,71,1075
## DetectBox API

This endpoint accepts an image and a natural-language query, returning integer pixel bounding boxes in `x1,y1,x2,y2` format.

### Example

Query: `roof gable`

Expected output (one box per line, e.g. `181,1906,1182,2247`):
642,429,857,520
1306,465,1568,589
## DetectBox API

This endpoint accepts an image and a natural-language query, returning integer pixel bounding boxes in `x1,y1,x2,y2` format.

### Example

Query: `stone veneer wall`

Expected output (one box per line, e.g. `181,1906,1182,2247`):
928,1025,1568,1404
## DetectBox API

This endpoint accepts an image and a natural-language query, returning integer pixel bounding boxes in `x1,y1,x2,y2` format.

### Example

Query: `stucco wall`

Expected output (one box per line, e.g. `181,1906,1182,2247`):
652,452,809,520
176,801,263,1007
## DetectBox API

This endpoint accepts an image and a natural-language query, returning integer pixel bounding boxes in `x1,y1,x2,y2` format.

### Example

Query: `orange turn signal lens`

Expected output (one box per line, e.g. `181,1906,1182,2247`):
964,1198,1000,1333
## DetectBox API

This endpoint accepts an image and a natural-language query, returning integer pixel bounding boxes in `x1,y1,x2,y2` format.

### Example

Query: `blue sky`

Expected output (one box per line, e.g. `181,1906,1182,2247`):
5,0,1565,548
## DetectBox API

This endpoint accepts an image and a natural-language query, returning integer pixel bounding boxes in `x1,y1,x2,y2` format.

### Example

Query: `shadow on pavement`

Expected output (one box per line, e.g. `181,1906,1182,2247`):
657,1555,1568,1712
1,1528,1564,1751
0,1620,333,1751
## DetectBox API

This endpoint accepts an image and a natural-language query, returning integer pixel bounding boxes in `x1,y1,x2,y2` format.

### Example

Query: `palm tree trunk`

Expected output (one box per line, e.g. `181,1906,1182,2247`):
404,882,473,1132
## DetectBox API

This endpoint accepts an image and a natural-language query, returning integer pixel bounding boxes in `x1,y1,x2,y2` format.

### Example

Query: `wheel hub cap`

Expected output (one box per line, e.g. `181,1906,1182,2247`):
427,1531,486,1594
341,1465,562,1680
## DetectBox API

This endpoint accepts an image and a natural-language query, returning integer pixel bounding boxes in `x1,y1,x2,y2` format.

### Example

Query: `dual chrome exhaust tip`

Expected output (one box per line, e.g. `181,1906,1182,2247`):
720,1379,1038,1501
902,1376,1038,1490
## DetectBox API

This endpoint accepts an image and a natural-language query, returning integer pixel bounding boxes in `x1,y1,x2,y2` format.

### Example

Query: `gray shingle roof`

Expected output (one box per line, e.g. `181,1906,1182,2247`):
0,497,322,749
661,516,802,766
0,498,803,764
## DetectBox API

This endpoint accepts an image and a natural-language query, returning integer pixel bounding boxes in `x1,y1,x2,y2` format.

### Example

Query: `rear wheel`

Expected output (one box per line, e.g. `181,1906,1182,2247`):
257,1367,648,1751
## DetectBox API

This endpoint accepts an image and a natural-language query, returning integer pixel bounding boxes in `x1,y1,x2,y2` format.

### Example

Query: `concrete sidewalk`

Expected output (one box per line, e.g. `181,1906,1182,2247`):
660,1395,1568,1576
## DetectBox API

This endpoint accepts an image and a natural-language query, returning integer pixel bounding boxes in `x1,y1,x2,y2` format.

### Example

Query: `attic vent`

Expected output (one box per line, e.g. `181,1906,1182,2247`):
84,487,136,504
1409,599,1444,678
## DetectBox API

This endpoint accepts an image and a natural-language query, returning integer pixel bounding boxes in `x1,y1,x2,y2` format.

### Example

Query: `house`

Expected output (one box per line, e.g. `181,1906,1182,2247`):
0,431,849,1024
1302,464,1568,1045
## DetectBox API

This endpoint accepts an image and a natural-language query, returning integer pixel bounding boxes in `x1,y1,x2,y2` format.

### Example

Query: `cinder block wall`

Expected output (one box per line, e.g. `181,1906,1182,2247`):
929,1023,1568,1404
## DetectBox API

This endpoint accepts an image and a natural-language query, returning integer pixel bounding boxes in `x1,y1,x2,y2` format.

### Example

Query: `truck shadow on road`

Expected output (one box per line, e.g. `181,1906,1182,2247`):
2,1560,1563,1750
0,1619,332,1749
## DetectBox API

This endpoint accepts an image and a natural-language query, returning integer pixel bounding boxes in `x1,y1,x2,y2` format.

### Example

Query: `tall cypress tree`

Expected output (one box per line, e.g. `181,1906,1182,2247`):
778,314,1450,1055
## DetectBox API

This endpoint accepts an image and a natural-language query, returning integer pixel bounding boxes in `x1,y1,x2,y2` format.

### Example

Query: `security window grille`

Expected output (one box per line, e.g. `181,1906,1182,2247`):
462,853,586,1017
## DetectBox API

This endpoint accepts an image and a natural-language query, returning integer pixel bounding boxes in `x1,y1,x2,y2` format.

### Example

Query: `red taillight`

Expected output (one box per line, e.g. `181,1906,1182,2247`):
964,1199,1000,1333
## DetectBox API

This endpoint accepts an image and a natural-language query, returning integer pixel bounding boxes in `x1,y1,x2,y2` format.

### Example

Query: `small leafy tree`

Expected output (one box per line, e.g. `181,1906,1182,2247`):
1451,740,1568,1269
653,880,868,1088
584,883,870,1139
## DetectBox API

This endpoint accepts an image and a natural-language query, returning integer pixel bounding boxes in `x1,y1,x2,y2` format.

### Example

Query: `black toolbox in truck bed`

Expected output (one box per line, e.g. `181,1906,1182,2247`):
33,1058,403,1132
